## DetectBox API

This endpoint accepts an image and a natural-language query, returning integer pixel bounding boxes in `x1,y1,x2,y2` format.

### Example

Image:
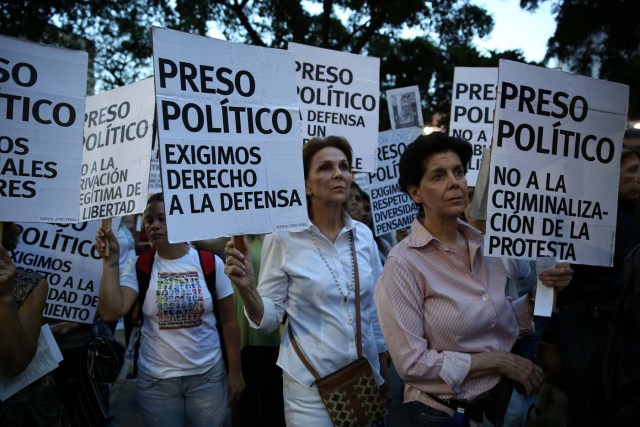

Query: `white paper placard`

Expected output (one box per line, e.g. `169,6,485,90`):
0,35,88,223
360,127,422,237
485,60,629,266
288,42,380,172
449,67,498,186
80,78,155,221
12,222,107,323
153,28,308,242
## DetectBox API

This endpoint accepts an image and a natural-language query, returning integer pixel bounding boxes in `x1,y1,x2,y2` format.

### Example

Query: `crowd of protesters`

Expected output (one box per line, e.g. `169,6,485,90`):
1,129,640,427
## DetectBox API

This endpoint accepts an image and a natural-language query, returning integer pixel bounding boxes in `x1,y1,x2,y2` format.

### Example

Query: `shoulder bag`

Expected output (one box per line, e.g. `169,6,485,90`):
289,230,385,426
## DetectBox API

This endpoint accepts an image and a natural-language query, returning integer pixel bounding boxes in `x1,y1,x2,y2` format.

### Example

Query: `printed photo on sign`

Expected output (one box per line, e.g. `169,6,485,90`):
288,42,380,172
360,127,422,237
80,77,155,221
153,28,307,242
485,60,629,266
449,67,497,186
0,35,88,223
386,86,423,130
11,221,107,323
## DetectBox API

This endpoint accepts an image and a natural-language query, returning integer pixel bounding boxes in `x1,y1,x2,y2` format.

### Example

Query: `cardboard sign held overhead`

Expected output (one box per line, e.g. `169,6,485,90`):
449,67,498,186
0,36,88,223
80,78,155,221
485,60,629,266
153,28,308,243
288,42,380,172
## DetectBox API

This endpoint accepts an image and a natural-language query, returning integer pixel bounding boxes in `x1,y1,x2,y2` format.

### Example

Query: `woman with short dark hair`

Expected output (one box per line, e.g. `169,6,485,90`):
375,132,573,426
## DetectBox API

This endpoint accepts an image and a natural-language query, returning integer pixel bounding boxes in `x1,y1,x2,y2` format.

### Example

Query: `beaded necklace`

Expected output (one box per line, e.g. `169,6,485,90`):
310,230,357,339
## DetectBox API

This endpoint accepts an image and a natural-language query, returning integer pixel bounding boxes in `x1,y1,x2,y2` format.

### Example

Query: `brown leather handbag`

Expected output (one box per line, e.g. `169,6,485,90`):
289,232,385,426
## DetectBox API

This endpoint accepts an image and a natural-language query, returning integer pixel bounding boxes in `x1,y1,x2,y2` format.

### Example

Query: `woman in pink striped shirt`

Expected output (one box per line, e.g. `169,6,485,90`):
374,132,572,427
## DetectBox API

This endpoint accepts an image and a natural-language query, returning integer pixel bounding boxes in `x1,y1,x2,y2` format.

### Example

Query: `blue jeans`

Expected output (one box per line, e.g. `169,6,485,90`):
405,401,467,427
405,389,535,427
136,359,228,427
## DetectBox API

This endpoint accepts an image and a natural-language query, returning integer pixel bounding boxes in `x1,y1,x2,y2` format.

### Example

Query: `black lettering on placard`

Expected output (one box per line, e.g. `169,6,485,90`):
298,87,376,111
20,227,101,259
488,235,576,261
496,119,615,164
500,82,588,122
219,189,302,211
491,190,606,220
307,110,366,126
490,213,535,234
295,61,353,85
454,83,496,101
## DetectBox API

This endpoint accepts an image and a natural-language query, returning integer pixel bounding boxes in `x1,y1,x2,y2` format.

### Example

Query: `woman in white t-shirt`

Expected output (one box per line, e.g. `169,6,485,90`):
95,193,244,427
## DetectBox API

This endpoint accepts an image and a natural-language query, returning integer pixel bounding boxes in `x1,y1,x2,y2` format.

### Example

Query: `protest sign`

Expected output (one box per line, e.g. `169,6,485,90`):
12,222,105,323
485,60,629,266
288,42,380,172
360,127,422,237
386,86,423,130
449,67,498,185
153,28,307,242
148,133,162,195
80,78,155,221
0,35,88,223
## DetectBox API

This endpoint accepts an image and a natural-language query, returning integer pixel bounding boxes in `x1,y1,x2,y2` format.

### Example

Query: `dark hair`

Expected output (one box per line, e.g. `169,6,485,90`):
302,136,353,179
147,192,164,204
398,131,472,195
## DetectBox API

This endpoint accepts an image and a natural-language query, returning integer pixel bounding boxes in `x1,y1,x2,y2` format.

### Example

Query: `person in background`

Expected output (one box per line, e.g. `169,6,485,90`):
375,133,573,426
95,193,244,427
0,222,66,425
555,137,640,427
225,136,388,426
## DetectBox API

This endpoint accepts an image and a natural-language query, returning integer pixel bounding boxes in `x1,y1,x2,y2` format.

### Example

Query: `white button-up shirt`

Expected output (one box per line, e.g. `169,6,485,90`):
248,216,386,387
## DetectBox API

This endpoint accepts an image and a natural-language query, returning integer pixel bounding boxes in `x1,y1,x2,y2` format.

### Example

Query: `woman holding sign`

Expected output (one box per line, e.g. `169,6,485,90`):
95,193,244,427
374,133,573,426
225,136,388,426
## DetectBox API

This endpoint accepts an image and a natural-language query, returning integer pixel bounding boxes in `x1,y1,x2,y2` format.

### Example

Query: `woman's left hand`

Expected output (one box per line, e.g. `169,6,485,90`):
227,369,245,406
539,263,573,290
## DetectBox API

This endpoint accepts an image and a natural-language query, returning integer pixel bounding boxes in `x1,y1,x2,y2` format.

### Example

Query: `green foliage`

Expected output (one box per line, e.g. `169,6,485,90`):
521,0,640,117
0,0,527,124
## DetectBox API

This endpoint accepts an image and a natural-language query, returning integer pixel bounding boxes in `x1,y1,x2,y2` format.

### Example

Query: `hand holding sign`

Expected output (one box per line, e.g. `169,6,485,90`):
95,227,120,265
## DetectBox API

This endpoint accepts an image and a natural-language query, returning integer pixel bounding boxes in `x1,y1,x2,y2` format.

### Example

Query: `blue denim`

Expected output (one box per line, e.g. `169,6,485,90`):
136,358,228,427
405,401,467,427
483,388,536,427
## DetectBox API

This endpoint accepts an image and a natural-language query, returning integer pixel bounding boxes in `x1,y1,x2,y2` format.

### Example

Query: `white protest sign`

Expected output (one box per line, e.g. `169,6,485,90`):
0,35,88,223
288,42,380,172
12,222,105,323
153,28,307,242
485,60,629,266
359,127,422,237
386,86,423,130
148,133,162,195
80,78,155,221
449,67,497,186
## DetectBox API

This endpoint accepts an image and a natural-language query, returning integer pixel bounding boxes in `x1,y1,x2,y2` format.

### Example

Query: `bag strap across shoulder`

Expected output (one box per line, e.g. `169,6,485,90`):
289,230,361,380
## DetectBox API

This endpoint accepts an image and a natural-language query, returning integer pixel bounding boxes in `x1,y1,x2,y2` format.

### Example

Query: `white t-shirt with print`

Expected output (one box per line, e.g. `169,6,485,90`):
120,247,233,379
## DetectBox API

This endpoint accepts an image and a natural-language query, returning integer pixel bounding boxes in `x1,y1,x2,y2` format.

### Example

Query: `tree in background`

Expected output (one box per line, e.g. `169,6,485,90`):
0,0,528,128
521,0,640,118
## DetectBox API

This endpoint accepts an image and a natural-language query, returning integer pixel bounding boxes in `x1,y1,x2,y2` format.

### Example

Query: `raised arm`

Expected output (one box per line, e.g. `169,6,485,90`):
0,245,48,376
95,227,137,322
224,237,264,326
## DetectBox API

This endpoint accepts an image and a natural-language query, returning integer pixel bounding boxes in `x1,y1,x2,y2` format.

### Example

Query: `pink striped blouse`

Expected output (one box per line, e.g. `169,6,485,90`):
374,218,532,407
